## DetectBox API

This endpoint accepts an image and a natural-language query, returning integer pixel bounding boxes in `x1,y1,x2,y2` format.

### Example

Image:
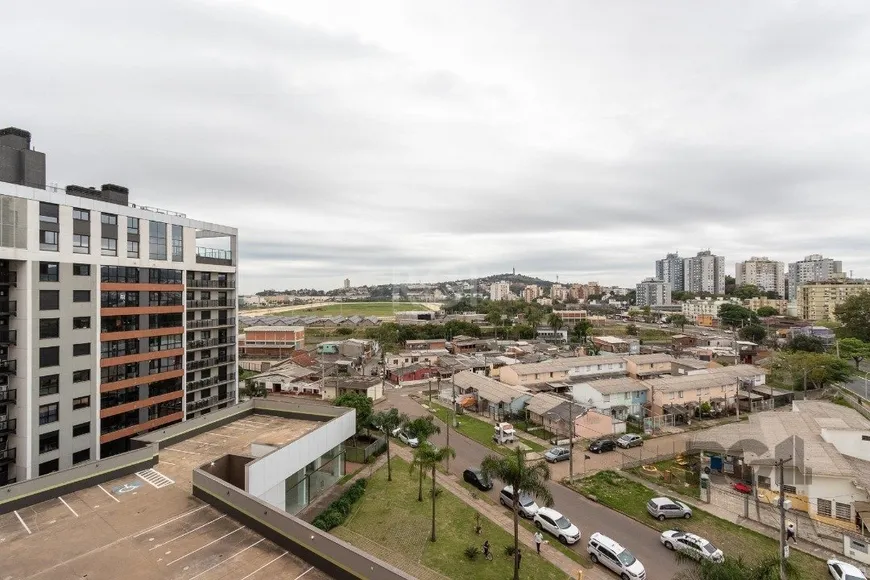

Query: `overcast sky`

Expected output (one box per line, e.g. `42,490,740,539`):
4,1,869,293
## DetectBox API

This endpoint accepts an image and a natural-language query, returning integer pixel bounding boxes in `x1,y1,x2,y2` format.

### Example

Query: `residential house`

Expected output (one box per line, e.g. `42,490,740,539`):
452,370,531,420
387,349,448,367
406,338,447,351
671,334,697,351
542,401,587,439
645,364,765,416
671,358,717,376
572,377,649,419
536,327,569,343
386,363,436,384
448,337,496,354
681,298,739,325
575,408,627,440
250,362,321,396
624,353,675,379
525,393,567,425
321,378,384,402
339,338,377,361
592,336,635,354
498,355,627,386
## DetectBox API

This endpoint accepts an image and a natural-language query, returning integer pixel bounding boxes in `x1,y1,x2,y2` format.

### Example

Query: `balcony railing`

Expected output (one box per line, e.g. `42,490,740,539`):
0,447,15,465
186,318,236,329
0,360,16,375
186,354,236,372
0,330,16,345
187,279,234,289
0,418,16,435
0,301,16,316
188,395,218,411
0,389,15,404
0,271,17,286
186,299,232,309
186,373,236,392
195,247,233,265
186,337,235,350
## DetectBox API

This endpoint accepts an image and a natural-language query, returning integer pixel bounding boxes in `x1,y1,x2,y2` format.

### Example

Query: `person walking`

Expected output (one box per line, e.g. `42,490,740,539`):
534,531,544,554
517,549,522,570
482,540,492,561
786,522,797,544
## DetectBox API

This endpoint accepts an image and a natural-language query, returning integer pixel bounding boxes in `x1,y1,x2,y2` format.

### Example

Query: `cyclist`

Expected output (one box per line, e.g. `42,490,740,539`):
482,540,492,561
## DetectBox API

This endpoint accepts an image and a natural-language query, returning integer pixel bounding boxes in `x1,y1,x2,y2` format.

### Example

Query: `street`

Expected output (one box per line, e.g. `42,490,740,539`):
842,376,870,400
385,386,684,579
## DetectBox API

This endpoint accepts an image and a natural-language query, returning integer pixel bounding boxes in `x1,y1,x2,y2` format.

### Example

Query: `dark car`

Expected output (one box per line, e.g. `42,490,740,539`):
588,439,616,454
463,468,493,491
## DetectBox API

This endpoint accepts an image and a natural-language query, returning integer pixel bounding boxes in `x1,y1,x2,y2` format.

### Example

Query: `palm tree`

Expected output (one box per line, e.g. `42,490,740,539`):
547,312,563,332
480,448,553,580
526,309,543,328
410,443,456,542
573,319,593,343
370,408,409,482
406,416,441,501
673,552,796,580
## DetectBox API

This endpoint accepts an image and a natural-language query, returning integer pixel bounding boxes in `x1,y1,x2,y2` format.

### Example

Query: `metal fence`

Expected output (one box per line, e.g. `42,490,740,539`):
344,435,387,464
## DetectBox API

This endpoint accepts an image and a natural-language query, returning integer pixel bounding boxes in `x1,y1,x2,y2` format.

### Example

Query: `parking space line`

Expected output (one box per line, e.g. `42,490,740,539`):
204,432,233,439
59,497,79,517
163,448,201,455
97,484,121,503
293,566,314,580
166,526,244,565
188,538,265,579
149,515,226,550
132,505,208,538
239,551,287,580
14,510,32,534
158,460,177,466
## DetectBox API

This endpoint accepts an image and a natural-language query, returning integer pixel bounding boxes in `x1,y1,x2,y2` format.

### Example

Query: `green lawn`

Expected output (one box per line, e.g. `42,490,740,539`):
628,458,701,499
572,471,827,580
334,458,567,580
428,402,547,454
274,302,430,317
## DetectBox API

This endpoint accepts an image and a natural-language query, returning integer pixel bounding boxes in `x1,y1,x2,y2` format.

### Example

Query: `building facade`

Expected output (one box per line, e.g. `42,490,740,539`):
681,297,739,323
787,254,844,300
735,257,785,297
239,326,304,359
0,127,238,485
745,297,789,315
635,278,671,307
655,252,684,293
489,280,511,301
682,251,725,295
796,280,870,321
522,284,542,303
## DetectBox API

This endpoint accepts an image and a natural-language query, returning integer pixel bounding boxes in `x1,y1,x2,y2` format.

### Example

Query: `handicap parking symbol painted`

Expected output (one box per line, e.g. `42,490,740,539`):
112,481,142,495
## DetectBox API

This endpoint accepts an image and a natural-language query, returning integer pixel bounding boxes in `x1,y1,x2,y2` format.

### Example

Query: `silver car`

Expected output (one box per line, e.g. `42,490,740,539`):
646,497,692,521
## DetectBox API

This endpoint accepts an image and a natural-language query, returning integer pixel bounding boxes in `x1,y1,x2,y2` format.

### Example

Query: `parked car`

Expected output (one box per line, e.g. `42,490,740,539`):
589,439,617,454
646,497,693,521
499,485,540,518
462,468,493,491
616,434,643,449
534,507,581,545
392,429,419,448
660,530,723,563
732,481,752,494
544,447,571,463
828,559,868,580
587,532,646,579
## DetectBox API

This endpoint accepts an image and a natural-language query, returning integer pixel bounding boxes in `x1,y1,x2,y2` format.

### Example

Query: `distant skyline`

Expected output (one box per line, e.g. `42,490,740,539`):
4,1,870,295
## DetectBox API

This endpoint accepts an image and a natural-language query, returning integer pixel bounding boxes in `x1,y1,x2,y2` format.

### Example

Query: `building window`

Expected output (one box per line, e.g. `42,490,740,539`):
39,431,59,454
39,402,59,425
73,343,91,356
73,369,91,382
39,230,58,251
101,213,117,225
72,208,90,221
101,266,140,283
72,422,90,437
72,448,91,464
836,502,852,522
73,290,91,303
39,374,60,396
39,202,59,223
39,459,59,476
73,234,90,254
39,318,60,339
39,290,60,310
149,334,182,352
73,263,91,276
101,237,117,256
39,261,59,282
127,216,139,235
149,221,167,260
127,240,139,258
39,346,60,368
171,224,183,261
72,395,90,410
817,498,832,518
101,291,139,308
73,316,91,329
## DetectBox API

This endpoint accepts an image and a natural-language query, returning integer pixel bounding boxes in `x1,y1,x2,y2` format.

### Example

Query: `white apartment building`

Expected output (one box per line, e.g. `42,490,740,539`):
489,280,511,301
787,254,844,301
683,251,726,295
735,257,785,297
635,278,671,307
681,297,739,323
0,127,238,485
550,284,567,301
655,252,684,293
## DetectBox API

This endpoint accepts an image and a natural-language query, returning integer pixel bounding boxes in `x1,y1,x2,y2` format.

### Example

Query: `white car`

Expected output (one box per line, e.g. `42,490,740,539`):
660,530,723,563
828,559,867,580
588,532,646,579
533,507,581,545
391,428,419,448
499,485,540,518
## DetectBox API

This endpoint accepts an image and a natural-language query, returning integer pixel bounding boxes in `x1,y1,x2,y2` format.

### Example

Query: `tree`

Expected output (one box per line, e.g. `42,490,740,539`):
480,449,553,580
410,443,455,542
406,416,441,501
738,324,766,344
485,311,503,327
241,380,267,399
667,314,689,331
718,304,758,328
572,319,593,343
787,334,826,353
626,323,639,336
756,306,779,317
772,351,851,390
835,291,870,342
733,284,763,299
674,552,795,580
333,392,373,441
370,408,408,482
839,337,870,370
764,290,780,299
672,290,696,302
547,312,564,332
724,275,737,296
526,309,543,328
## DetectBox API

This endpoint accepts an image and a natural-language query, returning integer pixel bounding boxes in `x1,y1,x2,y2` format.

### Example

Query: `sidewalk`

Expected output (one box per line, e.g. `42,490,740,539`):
392,446,608,580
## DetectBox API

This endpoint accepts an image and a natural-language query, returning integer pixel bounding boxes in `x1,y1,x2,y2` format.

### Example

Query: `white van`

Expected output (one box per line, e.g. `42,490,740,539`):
588,532,646,579
493,422,516,444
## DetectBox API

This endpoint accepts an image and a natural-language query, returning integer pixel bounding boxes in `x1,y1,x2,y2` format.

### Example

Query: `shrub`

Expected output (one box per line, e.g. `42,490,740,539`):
333,498,352,517
504,545,517,557
464,545,480,560
311,477,369,531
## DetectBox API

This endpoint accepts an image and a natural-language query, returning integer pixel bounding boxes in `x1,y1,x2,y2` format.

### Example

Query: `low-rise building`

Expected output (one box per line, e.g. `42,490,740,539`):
796,280,870,321
556,310,590,325
322,378,384,401
499,355,627,386
681,298,740,324
249,360,321,397
624,353,676,379
405,338,447,351
239,326,305,358
572,377,649,418
645,364,765,416
745,296,789,314
386,363,437,384
525,392,567,425
452,370,531,420
574,408,627,440
386,349,447,368
536,327,569,342
787,326,837,347
592,335,636,354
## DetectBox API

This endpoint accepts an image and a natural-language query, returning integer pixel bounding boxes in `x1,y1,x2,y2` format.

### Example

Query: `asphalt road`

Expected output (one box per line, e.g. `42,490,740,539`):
386,387,683,579
842,376,870,400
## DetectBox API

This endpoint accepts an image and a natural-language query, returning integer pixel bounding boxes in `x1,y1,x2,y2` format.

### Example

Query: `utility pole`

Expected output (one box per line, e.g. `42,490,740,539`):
568,397,574,483
778,456,793,580
428,375,432,406
803,368,807,401
452,368,458,428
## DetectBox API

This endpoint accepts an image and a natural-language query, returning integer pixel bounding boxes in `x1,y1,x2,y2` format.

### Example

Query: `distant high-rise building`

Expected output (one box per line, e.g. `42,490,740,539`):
490,280,511,301
523,284,542,303
655,252,684,293
635,278,671,307
550,284,567,302
735,257,785,297
682,251,725,295
343,278,350,290
787,254,843,300
796,279,869,321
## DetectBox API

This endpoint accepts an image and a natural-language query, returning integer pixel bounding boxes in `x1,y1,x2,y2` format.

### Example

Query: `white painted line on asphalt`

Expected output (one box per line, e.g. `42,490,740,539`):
166,526,244,565
293,566,315,580
163,448,200,455
158,460,177,466
149,515,227,550
59,497,79,517
132,505,208,538
188,538,265,579
204,432,233,439
239,551,287,580
97,484,121,503
14,510,31,534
